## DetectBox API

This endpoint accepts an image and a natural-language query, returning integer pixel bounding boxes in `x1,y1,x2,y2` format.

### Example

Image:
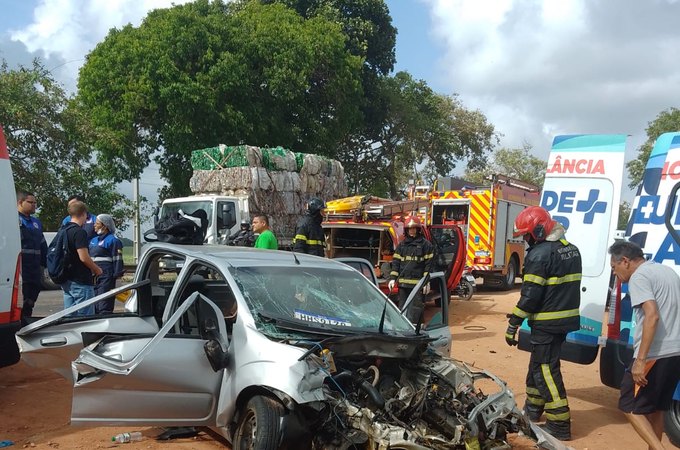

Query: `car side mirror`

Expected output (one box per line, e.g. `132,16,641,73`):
204,339,229,372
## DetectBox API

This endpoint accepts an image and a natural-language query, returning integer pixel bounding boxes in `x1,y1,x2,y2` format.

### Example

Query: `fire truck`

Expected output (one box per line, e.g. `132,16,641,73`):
427,175,540,289
323,195,469,298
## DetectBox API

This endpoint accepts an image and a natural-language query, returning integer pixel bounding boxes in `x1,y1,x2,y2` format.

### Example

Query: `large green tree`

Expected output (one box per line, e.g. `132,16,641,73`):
77,0,364,197
339,72,497,198
464,144,546,188
627,107,680,189
0,60,132,230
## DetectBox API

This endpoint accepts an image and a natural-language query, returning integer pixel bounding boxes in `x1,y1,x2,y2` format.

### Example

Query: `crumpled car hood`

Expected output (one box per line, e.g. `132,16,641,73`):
296,334,570,450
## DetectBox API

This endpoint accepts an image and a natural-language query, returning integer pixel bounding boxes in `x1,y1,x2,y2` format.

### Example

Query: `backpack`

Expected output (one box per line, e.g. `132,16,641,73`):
46,222,78,284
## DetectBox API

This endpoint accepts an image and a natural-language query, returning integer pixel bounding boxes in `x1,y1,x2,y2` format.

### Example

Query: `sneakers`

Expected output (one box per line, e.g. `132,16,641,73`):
537,423,571,441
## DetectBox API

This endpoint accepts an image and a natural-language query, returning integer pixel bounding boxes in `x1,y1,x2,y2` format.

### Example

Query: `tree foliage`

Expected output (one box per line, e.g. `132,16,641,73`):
464,144,546,188
618,201,631,230
0,60,132,230
339,72,497,198
627,107,680,189
77,0,364,197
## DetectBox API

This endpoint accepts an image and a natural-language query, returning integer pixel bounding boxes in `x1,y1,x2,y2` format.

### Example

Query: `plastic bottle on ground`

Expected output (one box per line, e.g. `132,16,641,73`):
111,431,143,443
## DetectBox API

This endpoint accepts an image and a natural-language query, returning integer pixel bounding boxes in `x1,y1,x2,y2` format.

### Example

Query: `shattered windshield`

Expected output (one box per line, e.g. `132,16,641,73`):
230,266,414,334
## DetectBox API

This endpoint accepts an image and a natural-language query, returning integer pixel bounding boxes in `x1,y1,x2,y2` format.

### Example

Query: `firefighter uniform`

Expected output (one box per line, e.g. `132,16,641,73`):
508,232,581,439
89,232,124,313
293,213,325,256
390,234,434,322
18,212,47,321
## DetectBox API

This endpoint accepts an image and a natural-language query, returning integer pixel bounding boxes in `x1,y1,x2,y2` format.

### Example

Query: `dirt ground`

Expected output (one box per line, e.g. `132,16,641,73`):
1,287,676,449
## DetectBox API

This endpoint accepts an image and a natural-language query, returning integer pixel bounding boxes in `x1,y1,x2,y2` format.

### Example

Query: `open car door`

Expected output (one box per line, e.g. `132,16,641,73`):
400,272,451,355
16,281,159,381
69,292,228,425
427,225,466,292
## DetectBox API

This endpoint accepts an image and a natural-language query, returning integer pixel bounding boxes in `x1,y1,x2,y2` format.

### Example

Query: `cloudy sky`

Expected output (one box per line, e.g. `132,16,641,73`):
3,0,680,201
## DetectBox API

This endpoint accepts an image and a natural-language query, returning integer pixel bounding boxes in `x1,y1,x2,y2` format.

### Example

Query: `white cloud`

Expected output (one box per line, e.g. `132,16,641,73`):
10,0,194,89
425,0,680,164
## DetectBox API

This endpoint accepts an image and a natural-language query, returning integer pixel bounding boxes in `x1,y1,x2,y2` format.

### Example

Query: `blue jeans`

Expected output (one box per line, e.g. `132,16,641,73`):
62,281,95,316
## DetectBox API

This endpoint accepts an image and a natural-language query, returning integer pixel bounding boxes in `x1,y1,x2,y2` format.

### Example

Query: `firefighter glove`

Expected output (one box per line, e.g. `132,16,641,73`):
505,324,519,347
388,280,396,292
423,284,431,295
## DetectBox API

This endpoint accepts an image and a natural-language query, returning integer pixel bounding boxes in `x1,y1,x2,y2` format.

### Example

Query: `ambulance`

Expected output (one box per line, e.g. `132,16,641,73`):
0,125,22,368
599,132,680,445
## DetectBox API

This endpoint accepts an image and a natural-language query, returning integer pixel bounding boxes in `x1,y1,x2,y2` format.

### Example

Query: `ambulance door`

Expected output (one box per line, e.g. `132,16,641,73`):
517,135,627,364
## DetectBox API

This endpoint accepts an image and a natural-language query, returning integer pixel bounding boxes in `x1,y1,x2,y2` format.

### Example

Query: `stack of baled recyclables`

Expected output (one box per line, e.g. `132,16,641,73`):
189,145,347,245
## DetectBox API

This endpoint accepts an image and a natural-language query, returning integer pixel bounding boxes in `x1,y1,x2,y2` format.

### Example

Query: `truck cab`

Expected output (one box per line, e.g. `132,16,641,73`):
159,195,248,245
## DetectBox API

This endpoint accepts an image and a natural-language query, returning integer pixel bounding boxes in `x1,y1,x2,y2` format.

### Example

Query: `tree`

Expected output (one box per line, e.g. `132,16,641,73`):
464,144,546,188
77,0,364,197
627,107,680,189
0,60,132,230
618,201,631,230
339,72,497,198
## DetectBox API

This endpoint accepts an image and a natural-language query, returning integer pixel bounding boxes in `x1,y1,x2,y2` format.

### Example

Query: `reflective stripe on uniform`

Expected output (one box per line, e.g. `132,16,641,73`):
546,273,582,285
307,240,323,245
397,278,421,285
524,274,546,285
541,363,563,404
294,234,307,242
400,253,434,261
530,309,579,321
93,257,113,262
512,306,530,319
546,398,569,409
545,411,570,421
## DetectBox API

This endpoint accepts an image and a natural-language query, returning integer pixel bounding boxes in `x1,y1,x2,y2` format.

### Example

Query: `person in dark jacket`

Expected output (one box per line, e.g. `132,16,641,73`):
89,214,124,314
293,198,326,256
17,191,48,324
227,220,255,247
388,215,434,322
505,206,582,441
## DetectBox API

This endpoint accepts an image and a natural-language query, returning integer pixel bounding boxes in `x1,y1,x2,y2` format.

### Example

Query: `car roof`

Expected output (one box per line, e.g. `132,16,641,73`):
143,243,349,271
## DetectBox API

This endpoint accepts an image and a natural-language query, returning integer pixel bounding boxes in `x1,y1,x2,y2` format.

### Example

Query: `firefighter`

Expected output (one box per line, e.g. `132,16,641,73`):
388,215,434,323
293,197,326,256
505,206,581,441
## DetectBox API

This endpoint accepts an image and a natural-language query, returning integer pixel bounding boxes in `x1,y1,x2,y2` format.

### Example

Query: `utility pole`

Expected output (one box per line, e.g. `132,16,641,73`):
133,178,141,264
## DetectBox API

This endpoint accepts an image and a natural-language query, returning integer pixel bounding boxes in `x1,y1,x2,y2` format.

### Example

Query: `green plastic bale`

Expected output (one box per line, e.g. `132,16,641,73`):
294,153,305,172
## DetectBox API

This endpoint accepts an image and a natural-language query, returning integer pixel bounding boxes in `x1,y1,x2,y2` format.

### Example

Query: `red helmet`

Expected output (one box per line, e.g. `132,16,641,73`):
513,206,554,241
405,215,422,229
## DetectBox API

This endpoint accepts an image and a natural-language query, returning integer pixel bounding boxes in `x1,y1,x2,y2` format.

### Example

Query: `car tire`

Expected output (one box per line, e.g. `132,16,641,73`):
41,267,60,290
665,399,680,447
233,395,284,450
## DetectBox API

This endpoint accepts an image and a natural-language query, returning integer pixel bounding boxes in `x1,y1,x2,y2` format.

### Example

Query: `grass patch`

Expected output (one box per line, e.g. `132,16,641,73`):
122,246,135,266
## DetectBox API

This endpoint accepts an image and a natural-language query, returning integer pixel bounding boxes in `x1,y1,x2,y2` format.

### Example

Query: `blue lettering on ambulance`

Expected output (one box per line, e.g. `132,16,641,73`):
653,232,680,265
541,189,607,226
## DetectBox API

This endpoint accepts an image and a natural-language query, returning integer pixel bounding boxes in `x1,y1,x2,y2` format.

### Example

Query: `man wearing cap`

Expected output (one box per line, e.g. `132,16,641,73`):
88,214,124,314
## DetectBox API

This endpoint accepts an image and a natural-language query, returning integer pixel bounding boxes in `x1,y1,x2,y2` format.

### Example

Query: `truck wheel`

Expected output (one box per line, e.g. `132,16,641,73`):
500,257,518,290
665,399,680,447
233,396,284,450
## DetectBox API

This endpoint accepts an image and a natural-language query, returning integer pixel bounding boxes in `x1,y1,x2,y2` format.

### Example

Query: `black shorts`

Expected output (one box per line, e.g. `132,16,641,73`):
619,355,680,414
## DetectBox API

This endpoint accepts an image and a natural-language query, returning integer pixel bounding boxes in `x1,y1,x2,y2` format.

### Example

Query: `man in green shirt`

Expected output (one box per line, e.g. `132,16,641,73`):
253,215,278,250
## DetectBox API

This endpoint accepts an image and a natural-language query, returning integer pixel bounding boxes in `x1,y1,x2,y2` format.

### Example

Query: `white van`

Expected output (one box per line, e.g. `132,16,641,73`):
0,125,22,367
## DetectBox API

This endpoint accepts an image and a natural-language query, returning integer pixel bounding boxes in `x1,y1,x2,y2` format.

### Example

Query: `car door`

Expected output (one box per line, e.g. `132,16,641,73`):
400,272,451,355
16,280,160,381
427,225,466,292
67,291,228,426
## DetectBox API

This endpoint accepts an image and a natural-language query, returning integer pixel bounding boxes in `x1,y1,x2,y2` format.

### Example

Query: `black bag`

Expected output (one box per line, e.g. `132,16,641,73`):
144,210,208,245
46,223,77,284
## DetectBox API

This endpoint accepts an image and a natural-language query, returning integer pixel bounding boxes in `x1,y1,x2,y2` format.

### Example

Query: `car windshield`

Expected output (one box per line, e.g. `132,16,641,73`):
229,266,414,335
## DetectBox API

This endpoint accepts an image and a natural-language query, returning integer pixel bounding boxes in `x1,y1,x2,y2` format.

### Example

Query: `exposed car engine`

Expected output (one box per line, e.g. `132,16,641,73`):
303,335,531,450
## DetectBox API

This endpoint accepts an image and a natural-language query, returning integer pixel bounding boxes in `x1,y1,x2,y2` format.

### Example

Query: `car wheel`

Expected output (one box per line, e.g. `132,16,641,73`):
233,396,284,450
665,399,680,447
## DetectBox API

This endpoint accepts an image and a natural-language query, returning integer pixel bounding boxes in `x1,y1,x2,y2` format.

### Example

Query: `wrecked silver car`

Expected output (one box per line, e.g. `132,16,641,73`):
17,244,564,450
